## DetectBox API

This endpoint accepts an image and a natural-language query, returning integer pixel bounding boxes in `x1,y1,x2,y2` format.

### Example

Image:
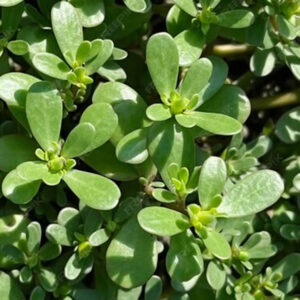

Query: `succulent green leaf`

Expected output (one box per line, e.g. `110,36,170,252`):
106,216,157,288
218,170,284,217
166,5,193,37
0,72,39,129
250,49,276,77
37,268,57,292
217,10,255,28
92,82,147,142
145,276,163,300
277,15,298,40
0,272,24,300
30,287,45,300
0,0,23,6
7,40,29,55
206,261,226,290
167,229,203,282
64,253,84,280
85,40,114,75
71,0,105,28
16,161,48,182
116,128,148,164
89,229,109,247
26,221,41,254
173,0,197,16
245,135,272,158
63,170,121,210
80,103,118,151
198,156,227,209
0,135,37,172
179,58,213,99
123,0,151,13
26,81,62,151
198,56,228,103
152,188,177,203
62,123,95,158
174,29,205,67
2,2,24,39
2,169,40,204
203,230,231,260
39,242,61,261
32,53,70,80
148,120,195,192
81,143,138,181
46,224,73,246
146,104,172,121
199,85,250,124
280,224,300,241
270,254,300,280
176,111,242,135
275,106,300,143
51,1,83,65
112,47,128,60
243,232,276,259
138,207,190,236
146,33,179,97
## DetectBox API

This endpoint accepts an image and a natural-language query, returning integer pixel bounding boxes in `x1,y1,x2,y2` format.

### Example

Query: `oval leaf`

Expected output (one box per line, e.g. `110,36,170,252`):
177,111,242,135
2,169,40,204
0,72,39,129
146,33,179,97
203,230,231,260
32,53,70,80
0,135,37,172
217,10,255,29
63,170,120,210
218,170,284,217
106,216,157,288
116,128,148,164
71,0,105,28
51,1,83,65
26,81,63,151
166,229,203,282
180,58,213,99
62,123,95,158
138,207,190,236
80,103,118,152
198,156,227,209
276,106,300,144
146,103,172,121
175,29,204,67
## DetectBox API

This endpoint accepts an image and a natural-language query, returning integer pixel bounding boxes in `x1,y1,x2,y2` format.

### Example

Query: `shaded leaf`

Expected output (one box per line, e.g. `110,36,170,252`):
0,135,37,172
106,216,157,288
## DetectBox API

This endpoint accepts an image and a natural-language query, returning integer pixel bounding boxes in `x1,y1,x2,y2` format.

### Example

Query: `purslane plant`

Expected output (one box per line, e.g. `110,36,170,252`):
0,0,300,299
1,80,121,210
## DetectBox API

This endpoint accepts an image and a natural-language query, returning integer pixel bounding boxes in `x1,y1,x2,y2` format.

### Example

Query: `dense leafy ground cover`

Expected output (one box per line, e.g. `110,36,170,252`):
0,0,300,299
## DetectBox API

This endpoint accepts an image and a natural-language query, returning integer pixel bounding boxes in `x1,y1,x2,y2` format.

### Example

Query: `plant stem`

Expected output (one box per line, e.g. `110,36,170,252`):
211,44,255,58
251,88,300,110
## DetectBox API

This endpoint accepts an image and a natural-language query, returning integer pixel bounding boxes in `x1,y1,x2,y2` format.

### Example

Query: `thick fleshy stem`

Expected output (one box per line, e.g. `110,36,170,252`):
251,88,300,110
